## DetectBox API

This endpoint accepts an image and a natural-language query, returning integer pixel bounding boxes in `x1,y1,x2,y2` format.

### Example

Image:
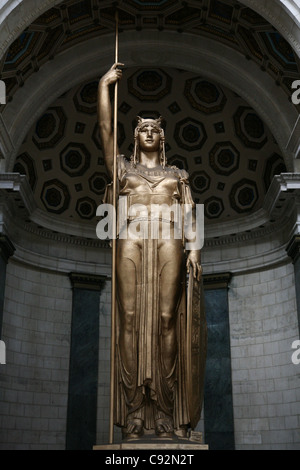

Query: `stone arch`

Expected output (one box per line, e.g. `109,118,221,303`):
0,1,300,171
0,0,62,56
0,1,300,58
2,31,298,172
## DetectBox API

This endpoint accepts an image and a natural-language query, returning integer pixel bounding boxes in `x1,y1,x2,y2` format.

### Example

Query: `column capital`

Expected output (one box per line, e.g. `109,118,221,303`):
203,272,232,290
69,272,106,291
286,235,300,264
0,235,15,264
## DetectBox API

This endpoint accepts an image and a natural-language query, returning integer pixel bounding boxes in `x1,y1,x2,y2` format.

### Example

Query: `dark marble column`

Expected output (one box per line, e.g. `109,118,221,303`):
66,273,106,450
0,235,15,337
203,273,235,450
286,235,300,336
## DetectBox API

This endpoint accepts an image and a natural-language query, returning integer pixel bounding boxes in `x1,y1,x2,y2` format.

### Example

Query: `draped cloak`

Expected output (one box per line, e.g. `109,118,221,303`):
104,155,199,432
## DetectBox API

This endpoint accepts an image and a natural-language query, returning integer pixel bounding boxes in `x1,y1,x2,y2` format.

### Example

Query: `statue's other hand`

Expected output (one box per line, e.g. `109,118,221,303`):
186,251,202,282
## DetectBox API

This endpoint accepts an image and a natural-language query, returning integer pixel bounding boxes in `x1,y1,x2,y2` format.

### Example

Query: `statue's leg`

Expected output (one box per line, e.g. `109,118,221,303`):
117,239,139,376
117,238,144,437
158,238,184,375
155,238,184,435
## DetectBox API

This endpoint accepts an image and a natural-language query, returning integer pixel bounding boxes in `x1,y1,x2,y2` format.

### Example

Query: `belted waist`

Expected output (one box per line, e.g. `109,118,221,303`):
127,193,179,207
119,193,181,223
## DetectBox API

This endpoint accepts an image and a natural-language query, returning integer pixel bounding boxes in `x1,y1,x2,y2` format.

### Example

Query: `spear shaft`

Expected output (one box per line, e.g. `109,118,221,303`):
109,10,119,445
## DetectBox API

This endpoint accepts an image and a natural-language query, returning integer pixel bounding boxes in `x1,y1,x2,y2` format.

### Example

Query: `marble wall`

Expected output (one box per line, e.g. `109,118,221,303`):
0,249,299,449
0,259,72,450
229,262,300,449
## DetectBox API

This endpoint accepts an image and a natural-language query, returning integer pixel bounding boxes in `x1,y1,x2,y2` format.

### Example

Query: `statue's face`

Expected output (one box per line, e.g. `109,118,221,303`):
138,123,161,152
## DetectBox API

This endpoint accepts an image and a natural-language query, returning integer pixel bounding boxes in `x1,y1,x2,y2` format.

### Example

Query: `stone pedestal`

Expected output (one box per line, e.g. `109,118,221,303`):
93,433,208,451
94,442,208,451
94,437,208,467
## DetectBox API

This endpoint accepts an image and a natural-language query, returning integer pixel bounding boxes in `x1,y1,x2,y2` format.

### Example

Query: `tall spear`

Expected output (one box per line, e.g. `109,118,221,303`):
109,9,119,445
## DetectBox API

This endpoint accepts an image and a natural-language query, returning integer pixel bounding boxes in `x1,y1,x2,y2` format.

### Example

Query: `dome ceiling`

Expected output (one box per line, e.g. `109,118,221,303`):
0,0,297,228
13,67,286,224
0,0,299,107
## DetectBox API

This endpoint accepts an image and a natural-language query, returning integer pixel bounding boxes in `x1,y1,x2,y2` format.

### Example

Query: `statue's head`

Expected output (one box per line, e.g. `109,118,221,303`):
132,116,166,168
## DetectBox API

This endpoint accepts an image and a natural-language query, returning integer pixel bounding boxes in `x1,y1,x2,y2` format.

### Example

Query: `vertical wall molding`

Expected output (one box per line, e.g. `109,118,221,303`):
66,272,106,450
202,272,235,450
0,235,15,337
286,235,300,336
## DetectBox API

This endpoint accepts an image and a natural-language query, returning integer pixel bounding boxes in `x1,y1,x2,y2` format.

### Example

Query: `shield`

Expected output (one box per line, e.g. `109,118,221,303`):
186,268,207,430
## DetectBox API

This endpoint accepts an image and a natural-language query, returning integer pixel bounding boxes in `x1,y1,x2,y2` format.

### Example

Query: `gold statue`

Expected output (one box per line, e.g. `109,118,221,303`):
98,63,206,441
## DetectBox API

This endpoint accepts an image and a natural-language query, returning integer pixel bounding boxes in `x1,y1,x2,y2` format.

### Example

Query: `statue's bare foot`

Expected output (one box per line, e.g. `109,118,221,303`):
126,418,144,439
155,417,174,438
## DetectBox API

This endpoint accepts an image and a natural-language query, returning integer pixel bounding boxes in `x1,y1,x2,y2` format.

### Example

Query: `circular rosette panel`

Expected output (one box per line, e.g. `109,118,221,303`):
190,171,211,194
174,117,207,151
234,107,267,149
89,172,109,196
229,178,259,214
41,179,70,215
33,107,66,150
60,143,91,177
76,197,97,220
128,68,172,101
204,196,224,219
209,141,240,176
73,80,98,114
184,78,227,114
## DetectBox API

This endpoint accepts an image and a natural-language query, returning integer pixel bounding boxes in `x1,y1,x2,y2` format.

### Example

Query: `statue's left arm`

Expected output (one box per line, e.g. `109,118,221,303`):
180,170,203,281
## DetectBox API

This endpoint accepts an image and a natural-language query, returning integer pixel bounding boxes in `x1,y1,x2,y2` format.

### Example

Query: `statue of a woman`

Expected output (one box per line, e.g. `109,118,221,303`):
98,63,203,440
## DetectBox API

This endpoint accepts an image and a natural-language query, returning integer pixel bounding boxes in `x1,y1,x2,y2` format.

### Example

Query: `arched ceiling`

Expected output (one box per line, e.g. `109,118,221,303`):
0,0,299,233
0,0,299,105
13,67,286,225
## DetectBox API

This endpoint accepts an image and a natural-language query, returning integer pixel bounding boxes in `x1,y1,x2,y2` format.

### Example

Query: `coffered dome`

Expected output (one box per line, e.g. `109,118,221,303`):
0,0,298,238
13,67,286,226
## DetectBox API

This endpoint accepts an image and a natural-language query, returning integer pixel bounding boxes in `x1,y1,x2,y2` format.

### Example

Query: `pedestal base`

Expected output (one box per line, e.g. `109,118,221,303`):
94,443,208,450
94,433,208,451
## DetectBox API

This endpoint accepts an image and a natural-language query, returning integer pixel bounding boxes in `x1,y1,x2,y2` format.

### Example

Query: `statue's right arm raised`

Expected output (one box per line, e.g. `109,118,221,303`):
97,63,123,180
